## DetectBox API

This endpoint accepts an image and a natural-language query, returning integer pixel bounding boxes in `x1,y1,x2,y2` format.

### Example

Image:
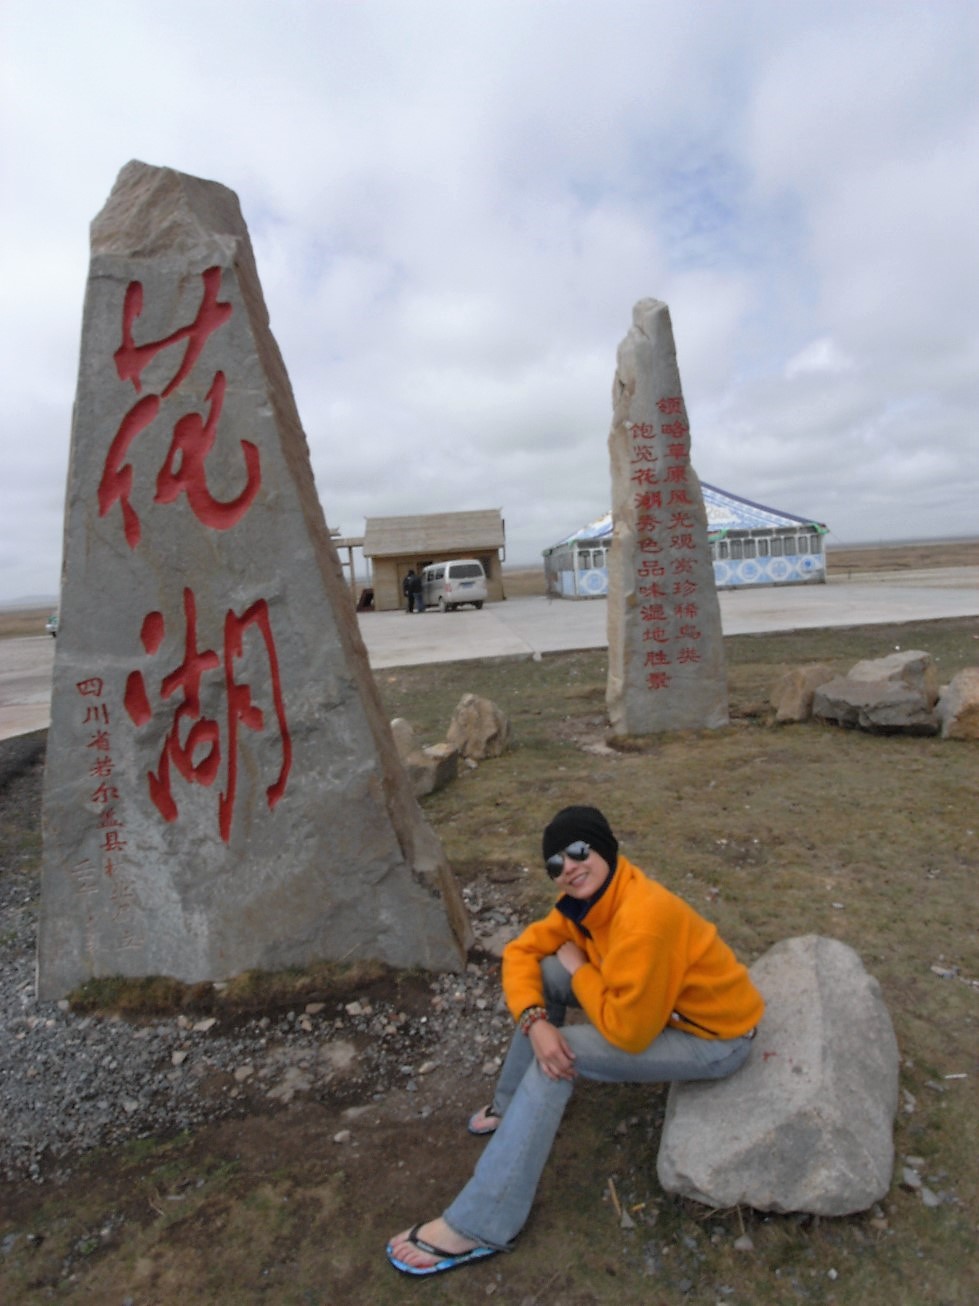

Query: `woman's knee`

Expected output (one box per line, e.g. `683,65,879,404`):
690,1036,752,1081
539,954,576,1005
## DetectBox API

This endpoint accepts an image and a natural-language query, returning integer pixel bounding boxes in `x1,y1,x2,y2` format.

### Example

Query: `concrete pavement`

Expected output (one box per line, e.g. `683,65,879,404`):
359,566,979,668
0,637,57,743
1,567,976,739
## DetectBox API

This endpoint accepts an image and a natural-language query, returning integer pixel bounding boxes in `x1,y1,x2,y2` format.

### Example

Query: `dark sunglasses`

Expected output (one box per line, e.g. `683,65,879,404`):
545,840,591,879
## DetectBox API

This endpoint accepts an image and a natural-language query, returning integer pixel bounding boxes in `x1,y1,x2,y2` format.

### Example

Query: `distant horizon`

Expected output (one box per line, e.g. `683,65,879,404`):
3,532,976,611
820,534,979,552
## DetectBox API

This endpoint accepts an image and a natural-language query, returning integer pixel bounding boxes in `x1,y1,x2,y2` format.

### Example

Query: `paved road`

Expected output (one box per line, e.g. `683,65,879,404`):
0,637,57,741
363,567,979,668
2,567,976,740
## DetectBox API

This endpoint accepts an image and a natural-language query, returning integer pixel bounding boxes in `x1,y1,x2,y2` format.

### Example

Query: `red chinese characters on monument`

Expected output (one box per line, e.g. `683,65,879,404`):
98,267,260,549
93,268,291,845
630,396,703,692
70,676,142,949
124,589,292,843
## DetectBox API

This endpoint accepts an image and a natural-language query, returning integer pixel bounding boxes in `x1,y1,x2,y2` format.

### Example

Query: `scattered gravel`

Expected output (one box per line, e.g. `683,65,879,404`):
0,739,523,1184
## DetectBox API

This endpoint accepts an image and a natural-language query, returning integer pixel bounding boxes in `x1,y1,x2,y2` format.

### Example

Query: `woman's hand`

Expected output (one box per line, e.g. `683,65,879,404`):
528,1020,576,1081
556,940,587,975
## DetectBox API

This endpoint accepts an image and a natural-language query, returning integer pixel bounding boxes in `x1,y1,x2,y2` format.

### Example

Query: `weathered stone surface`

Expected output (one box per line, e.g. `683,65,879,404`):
38,161,471,998
936,667,979,739
848,650,939,705
445,693,510,760
657,935,899,1215
390,717,418,760
770,664,834,723
404,743,459,798
812,677,939,735
605,299,728,736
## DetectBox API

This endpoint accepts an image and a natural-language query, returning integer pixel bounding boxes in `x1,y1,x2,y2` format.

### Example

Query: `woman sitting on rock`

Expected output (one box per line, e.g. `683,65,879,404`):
386,804,764,1277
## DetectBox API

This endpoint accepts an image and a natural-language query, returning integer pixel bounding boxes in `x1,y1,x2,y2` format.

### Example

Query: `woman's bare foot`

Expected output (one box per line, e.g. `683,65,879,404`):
387,1218,479,1270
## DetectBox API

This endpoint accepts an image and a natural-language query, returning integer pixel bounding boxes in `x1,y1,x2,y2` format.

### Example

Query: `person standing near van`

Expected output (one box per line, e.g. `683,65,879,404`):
410,569,425,613
403,569,416,613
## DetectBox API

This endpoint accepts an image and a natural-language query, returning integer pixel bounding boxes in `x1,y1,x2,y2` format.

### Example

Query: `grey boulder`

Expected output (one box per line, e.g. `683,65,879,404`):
657,935,899,1215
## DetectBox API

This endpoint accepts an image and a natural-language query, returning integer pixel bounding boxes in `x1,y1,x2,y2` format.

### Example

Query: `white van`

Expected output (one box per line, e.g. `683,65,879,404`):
422,559,488,612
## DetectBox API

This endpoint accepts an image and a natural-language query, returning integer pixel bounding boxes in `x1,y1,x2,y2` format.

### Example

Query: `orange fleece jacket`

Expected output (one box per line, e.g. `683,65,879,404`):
502,856,764,1053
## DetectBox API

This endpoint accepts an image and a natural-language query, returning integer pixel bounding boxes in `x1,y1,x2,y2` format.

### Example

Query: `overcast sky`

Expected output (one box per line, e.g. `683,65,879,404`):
2,1,977,600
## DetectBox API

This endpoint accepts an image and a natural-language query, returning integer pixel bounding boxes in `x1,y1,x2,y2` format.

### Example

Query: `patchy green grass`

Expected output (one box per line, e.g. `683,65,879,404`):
369,616,979,1304
68,957,397,1019
1,615,977,1305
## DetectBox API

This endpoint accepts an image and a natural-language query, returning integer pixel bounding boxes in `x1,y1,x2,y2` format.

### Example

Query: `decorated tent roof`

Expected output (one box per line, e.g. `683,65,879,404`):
549,484,826,548
554,510,612,545
701,484,827,534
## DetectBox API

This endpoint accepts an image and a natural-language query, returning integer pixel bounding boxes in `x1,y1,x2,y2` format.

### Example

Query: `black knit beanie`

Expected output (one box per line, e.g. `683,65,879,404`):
542,806,619,871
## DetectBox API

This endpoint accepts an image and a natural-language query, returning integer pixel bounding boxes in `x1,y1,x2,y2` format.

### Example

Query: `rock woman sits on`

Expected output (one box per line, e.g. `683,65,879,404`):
386,804,764,1277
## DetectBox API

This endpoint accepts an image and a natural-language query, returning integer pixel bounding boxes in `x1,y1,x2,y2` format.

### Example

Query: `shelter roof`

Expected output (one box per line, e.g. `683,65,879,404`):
549,485,827,548
363,509,505,557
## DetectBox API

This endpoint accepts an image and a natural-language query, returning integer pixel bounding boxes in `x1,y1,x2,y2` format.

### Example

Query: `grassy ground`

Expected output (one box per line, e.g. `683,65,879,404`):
1,611,977,1302
824,538,979,574
0,609,58,640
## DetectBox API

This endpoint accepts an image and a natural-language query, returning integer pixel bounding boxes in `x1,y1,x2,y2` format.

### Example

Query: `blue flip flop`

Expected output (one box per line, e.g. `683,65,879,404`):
386,1223,498,1276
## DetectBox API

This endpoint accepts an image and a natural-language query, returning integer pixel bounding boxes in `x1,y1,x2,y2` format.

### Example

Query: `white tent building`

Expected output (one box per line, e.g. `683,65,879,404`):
543,484,828,599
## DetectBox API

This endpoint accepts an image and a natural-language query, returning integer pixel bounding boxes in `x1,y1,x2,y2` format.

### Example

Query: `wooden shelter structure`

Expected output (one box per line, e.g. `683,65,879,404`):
363,509,506,611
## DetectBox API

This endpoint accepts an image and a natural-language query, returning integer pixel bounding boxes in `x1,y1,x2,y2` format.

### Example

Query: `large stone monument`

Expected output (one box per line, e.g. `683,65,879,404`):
606,299,728,735
38,161,471,999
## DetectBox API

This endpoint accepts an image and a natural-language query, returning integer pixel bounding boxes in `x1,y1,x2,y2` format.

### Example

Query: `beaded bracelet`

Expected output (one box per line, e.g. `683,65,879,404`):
518,1005,548,1036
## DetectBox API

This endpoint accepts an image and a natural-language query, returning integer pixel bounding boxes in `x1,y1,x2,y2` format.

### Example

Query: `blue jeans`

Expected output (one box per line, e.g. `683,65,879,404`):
443,954,752,1251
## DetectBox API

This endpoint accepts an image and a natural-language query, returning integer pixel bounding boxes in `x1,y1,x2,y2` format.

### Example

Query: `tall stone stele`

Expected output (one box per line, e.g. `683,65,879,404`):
606,299,728,736
38,161,472,999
